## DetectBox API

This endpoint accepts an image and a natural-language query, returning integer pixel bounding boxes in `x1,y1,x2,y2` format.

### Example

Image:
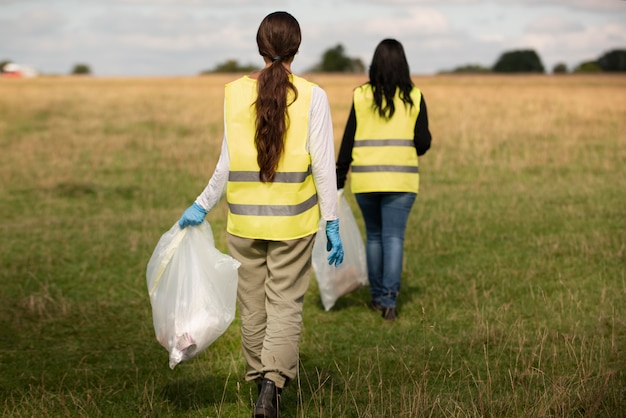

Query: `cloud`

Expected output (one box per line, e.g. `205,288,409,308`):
1,8,67,37
510,0,626,12
352,0,626,12
111,0,282,5
514,21,626,69
79,9,261,74
525,16,585,35
2,0,624,76
293,6,454,73
363,7,451,37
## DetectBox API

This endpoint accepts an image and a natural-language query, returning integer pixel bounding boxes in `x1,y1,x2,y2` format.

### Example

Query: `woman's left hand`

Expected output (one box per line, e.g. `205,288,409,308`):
325,219,344,267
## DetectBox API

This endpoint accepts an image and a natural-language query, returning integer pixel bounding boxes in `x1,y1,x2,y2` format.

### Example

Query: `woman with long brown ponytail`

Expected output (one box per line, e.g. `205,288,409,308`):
178,11,344,418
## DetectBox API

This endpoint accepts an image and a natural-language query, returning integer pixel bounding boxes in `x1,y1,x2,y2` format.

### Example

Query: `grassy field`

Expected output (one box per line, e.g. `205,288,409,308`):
0,73,625,417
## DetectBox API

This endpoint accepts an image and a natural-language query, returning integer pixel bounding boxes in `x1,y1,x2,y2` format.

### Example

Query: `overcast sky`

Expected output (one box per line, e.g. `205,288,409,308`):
2,0,625,76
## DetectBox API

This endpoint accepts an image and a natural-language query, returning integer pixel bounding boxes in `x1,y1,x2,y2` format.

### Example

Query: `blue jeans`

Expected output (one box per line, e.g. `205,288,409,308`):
355,192,416,309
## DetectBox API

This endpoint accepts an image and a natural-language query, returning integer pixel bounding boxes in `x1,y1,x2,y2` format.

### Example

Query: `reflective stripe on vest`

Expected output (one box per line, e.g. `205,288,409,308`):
351,84,421,193
225,75,320,240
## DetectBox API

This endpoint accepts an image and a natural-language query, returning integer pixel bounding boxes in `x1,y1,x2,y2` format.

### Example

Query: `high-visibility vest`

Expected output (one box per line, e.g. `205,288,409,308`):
351,84,421,193
225,75,320,240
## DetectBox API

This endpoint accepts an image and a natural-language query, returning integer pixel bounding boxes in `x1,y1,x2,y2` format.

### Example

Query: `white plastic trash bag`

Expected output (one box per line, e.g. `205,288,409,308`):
146,221,240,369
312,194,368,311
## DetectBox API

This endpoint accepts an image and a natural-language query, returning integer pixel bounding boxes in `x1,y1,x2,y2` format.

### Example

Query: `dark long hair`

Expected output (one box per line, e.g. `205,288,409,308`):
255,11,301,182
368,39,414,119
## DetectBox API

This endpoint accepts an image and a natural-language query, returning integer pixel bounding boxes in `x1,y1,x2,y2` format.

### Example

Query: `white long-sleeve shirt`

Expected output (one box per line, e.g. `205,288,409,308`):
195,84,338,222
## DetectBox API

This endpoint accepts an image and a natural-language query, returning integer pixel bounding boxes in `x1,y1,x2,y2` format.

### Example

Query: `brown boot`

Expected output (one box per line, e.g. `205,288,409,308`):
253,378,280,418
382,307,397,321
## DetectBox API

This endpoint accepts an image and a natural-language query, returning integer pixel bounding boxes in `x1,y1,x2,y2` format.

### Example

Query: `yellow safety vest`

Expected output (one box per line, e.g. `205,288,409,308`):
225,75,320,240
351,84,421,193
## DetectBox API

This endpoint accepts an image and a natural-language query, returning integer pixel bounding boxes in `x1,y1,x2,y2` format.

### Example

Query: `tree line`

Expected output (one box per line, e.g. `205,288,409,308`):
3,46,624,77
203,46,626,75
201,44,365,75
443,48,626,74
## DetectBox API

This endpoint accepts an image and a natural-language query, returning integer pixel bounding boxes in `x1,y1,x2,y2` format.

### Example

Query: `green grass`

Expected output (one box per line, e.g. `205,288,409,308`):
0,74,625,417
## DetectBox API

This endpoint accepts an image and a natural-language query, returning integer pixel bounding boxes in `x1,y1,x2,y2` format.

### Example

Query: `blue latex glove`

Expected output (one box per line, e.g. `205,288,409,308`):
178,202,207,228
325,219,344,267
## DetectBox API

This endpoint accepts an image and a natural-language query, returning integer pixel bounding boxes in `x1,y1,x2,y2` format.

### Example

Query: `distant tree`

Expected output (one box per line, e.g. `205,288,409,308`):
493,49,545,73
310,44,365,73
71,63,91,75
573,61,602,73
596,49,626,72
552,62,568,74
0,60,11,72
201,59,259,74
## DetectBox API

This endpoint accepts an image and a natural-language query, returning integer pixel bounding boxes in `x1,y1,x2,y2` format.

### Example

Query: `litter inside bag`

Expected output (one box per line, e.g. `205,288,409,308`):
146,221,240,369
312,194,368,311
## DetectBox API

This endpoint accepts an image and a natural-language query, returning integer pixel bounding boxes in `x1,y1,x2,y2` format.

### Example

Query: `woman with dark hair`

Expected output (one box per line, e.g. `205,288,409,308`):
178,11,344,418
336,39,432,321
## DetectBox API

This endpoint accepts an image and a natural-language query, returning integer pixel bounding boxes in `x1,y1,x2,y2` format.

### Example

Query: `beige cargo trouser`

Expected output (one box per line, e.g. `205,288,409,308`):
227,232,316,389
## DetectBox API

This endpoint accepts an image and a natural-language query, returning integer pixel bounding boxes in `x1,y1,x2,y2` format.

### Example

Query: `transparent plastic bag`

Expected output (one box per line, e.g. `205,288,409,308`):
312,194,368,311
146,221,240,369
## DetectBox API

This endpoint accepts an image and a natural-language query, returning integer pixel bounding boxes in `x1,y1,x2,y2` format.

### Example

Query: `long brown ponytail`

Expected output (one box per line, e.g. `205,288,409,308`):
255,12,301,182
